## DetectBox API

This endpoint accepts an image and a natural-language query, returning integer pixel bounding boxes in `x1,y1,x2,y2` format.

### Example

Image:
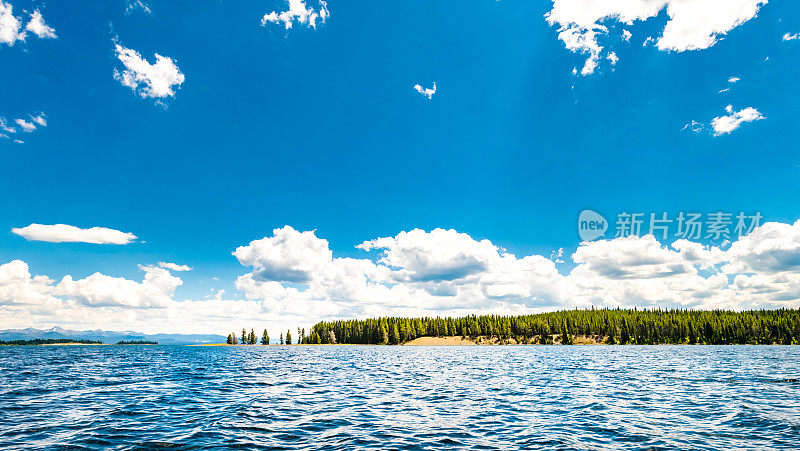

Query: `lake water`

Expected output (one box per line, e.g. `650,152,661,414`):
1,345,799,450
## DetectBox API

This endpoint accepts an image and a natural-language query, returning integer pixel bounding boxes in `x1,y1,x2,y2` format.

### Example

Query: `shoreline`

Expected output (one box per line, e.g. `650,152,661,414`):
190,335,793,347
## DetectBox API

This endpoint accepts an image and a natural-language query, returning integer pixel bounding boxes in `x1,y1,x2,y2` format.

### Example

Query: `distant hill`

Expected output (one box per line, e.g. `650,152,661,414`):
0,327,226,345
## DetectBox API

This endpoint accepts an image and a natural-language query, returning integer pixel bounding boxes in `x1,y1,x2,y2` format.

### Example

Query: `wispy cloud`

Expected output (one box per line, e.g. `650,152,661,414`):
14,118,36,132
125,0,151,15
159,262,193,272
1,113,47,143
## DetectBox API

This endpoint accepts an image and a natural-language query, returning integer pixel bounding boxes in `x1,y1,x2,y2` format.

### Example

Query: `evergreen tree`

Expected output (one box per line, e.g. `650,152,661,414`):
241,328,247,345
261,329,270,345
286,329,292,345
380,324,389,344
560,321,573,345
249,329,256,345
307,308,800,346
280,333,284,345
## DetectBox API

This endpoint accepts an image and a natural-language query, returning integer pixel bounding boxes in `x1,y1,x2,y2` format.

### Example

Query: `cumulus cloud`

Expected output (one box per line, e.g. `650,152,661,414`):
58,265,180,308
234,223,800,319
113,43,185,99
0,3,55,46
711,105,764,136
233,226,332,283
358,228,499,282
12,223,137,244
25,10,56,39
261,0,329,30
413,82,436,99
158,262,192,272
3,221,800,334
783,32,800,41
545,0,767,75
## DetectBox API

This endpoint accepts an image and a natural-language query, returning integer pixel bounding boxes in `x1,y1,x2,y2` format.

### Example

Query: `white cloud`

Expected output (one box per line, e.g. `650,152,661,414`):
113,43,185,99
413,82,437,99
546,0,767,75
14,118,36,132
3,221,800,334
711,105,764,136
0,116,16,133
0,3,56,46
0,113,47,143
25,10,55,39
233,226,332,283
358,228,500,282
57,265,180,308
12,223,137,244
0,1,23,45
125,0,151,15
622,29,632,42
682,120,703,133
262,0,329,30
158,262,192,272
783,32,800,41
30,112,46,127
728,76,740,83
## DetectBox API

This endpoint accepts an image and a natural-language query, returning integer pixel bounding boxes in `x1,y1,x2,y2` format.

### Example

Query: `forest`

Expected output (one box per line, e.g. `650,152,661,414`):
306,308,800,345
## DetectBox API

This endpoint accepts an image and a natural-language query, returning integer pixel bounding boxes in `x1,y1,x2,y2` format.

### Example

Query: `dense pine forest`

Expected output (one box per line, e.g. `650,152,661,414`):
306,308,800,345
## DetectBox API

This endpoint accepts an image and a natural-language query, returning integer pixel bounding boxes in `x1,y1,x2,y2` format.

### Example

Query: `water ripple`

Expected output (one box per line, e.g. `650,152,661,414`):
0,345,799,450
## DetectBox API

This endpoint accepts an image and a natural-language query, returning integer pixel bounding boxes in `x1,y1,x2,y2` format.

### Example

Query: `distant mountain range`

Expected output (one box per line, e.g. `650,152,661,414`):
0,327,226,345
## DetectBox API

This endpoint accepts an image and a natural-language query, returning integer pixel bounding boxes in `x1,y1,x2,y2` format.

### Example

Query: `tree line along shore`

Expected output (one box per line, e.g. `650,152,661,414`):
300,308,800,346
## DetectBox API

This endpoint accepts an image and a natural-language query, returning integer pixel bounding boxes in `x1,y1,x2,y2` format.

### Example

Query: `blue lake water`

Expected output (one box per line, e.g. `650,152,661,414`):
1,345,799,450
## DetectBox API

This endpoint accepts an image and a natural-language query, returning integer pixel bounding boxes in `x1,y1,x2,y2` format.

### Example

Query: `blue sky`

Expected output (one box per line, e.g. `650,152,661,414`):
2,0,800,334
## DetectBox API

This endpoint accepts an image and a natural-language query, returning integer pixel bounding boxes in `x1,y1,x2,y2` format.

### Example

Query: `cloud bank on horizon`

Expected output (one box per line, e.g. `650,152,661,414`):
1,221,799,333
